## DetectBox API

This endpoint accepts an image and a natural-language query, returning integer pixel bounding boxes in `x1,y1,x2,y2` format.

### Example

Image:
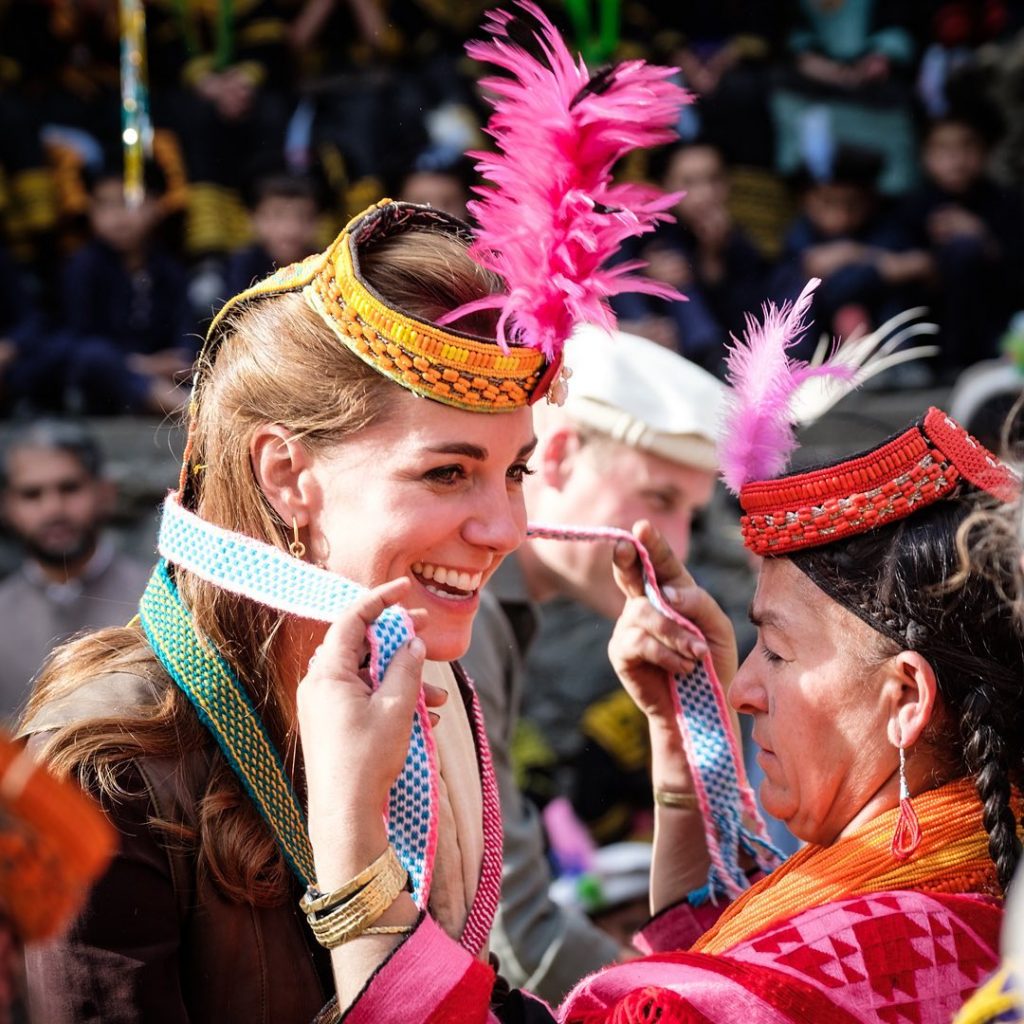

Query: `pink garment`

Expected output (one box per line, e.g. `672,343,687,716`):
341,890,1001,1023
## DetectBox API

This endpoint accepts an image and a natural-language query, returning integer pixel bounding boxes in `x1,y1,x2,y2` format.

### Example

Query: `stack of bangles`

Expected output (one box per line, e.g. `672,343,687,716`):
299,846,413,949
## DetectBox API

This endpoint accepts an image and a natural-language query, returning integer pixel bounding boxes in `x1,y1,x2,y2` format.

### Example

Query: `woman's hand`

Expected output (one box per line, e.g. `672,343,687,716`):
297,578,442,867
610,521,738,724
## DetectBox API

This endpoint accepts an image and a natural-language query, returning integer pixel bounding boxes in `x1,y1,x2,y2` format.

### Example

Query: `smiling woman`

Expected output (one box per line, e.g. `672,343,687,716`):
13,200,549,1024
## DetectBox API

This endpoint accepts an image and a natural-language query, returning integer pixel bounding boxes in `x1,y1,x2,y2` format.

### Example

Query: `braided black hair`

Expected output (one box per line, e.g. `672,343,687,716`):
789,496,1024,893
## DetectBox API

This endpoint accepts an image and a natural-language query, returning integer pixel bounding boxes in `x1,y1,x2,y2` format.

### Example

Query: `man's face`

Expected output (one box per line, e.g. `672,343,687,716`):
2,447,109,569
526,431,716,618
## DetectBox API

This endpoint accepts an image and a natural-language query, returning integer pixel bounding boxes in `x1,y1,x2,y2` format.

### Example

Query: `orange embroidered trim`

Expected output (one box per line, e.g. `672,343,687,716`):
201,199,550,414
738,408,1019,556
693,778,1011,956
306,230,545,411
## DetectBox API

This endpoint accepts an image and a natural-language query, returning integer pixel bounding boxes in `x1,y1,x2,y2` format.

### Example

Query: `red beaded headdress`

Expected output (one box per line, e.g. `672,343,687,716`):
720,281,1020,557
738,407,1019,557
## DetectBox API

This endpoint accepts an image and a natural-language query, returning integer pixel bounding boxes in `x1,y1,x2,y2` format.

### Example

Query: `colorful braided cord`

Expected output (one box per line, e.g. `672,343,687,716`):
527,522,783,897
152,495,439,914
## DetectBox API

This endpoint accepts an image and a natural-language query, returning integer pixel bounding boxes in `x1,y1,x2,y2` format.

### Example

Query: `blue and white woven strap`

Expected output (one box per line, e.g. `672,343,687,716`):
526,522,784,898
156,493,437,905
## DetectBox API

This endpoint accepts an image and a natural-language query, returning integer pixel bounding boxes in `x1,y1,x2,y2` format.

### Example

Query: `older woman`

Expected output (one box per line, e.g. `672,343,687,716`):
289,365,1024,1022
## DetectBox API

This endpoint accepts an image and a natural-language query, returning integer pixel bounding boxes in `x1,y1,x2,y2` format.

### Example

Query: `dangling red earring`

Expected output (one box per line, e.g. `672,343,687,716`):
891,744,922,861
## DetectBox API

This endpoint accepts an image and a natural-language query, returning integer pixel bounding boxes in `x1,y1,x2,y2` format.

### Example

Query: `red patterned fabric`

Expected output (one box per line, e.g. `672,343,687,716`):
561,890,1003,1024
738,408,1019,556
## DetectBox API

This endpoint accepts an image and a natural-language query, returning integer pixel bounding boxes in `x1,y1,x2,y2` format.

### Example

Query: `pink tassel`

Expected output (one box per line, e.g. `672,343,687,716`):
890,797,922,861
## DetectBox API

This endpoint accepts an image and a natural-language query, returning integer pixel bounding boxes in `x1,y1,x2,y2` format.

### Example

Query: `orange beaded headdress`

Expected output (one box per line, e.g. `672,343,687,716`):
202,199,556,413
719,280,1020,558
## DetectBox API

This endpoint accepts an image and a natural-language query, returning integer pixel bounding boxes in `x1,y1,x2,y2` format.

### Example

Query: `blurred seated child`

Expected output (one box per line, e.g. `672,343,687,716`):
771,145,932,358
901,106,1024,372
611,141,767,375
225,173,324,295
396,155,474,223
59,157,195,415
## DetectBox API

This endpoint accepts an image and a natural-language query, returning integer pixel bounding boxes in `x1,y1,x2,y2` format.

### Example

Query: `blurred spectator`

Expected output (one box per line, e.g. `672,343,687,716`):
145,1,296,256
0,242,57,416
621,4,780,168
397,156,474,222
462,325,725,1004
226,173,325,295
613,142,768,375
771,146,932,360
901,109,1024,373
58,158,196,415
0,421,149,722
772,0,921,195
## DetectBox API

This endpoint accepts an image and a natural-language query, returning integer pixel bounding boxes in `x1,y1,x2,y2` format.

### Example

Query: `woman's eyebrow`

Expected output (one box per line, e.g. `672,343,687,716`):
424,442,488,460
424,437,538,461
748,603,788,631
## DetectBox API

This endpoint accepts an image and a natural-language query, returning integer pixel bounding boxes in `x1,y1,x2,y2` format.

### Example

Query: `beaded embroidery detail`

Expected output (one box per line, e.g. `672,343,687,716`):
202,200,550,414
740,407,1020,557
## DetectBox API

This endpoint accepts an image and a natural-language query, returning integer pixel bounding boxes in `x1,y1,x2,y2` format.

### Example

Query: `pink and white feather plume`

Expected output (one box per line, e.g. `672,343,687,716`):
439,2,691,360
720,279,855,494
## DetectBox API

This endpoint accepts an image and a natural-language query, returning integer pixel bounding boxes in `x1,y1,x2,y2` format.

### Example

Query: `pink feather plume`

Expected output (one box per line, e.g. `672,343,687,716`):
438,2,691,360
720,279,855,494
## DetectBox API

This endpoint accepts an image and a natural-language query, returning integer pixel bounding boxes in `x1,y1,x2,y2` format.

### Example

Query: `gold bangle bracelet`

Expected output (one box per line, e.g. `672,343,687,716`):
302,848,409,949
300,845,395,915
362,924,414,936
654,788,699,810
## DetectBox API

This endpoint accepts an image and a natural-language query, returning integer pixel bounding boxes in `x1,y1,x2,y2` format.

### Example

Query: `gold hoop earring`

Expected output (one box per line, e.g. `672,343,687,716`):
290,516,306,560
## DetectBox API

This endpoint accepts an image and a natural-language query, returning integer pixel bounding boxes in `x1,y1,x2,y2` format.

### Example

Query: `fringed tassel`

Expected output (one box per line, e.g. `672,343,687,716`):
891,745,922,861
891,793,922,862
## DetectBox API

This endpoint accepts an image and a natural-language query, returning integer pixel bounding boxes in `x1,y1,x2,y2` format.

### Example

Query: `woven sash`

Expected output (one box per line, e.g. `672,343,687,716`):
144,494,439,912
139,562,318,885
527,523,783,896
149,491,780,917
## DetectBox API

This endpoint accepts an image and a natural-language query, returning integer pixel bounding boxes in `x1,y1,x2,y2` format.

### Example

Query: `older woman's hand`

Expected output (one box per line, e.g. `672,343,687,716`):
297,578,441,873
610,520,738,727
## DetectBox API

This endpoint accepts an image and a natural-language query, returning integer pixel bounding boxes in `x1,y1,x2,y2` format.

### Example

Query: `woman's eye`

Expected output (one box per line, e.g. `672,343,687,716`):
507,463,535,484
425,465,466,485
760,643,783,665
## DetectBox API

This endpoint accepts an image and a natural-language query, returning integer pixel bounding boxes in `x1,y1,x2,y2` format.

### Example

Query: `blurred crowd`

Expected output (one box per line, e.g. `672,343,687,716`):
2,1,1024,417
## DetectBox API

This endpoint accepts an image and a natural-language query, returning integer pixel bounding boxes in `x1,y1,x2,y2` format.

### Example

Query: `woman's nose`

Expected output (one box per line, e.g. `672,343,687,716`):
464,486,526,554
728,654,768,716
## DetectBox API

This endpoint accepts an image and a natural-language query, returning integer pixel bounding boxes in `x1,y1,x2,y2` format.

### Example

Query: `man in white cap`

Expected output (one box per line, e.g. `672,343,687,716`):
461,326,725,1004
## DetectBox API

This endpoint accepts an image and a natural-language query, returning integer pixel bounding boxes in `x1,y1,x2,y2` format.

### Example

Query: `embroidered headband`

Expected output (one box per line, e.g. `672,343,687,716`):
718,278,1020,557
203,200,555,414
738,406,1019,558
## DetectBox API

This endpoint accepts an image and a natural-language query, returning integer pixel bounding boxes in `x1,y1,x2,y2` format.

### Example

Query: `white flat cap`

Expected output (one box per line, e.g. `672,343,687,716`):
562,324,725,472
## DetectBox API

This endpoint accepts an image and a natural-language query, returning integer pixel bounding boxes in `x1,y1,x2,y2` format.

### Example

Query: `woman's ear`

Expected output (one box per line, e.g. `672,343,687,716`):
250,425,314,525
537,425,583,488
884,650,940,749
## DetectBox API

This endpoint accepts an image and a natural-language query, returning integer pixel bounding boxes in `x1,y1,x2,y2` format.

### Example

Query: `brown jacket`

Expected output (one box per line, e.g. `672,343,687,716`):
21,668,338,1024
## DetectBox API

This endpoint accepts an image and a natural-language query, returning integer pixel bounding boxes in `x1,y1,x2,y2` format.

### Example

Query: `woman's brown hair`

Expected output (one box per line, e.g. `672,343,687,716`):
23,226,503,905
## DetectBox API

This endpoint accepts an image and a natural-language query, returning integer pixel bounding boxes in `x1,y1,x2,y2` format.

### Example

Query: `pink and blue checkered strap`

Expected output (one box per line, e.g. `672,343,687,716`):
153,493,439,912
526,522,784,897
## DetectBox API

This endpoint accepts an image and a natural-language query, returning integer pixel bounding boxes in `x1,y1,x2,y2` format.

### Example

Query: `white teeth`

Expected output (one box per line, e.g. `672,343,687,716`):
425,584,465,602
414,563,484,593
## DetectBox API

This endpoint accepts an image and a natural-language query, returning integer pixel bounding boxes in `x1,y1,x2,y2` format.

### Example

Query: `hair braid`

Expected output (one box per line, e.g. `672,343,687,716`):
961,687,1022,894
